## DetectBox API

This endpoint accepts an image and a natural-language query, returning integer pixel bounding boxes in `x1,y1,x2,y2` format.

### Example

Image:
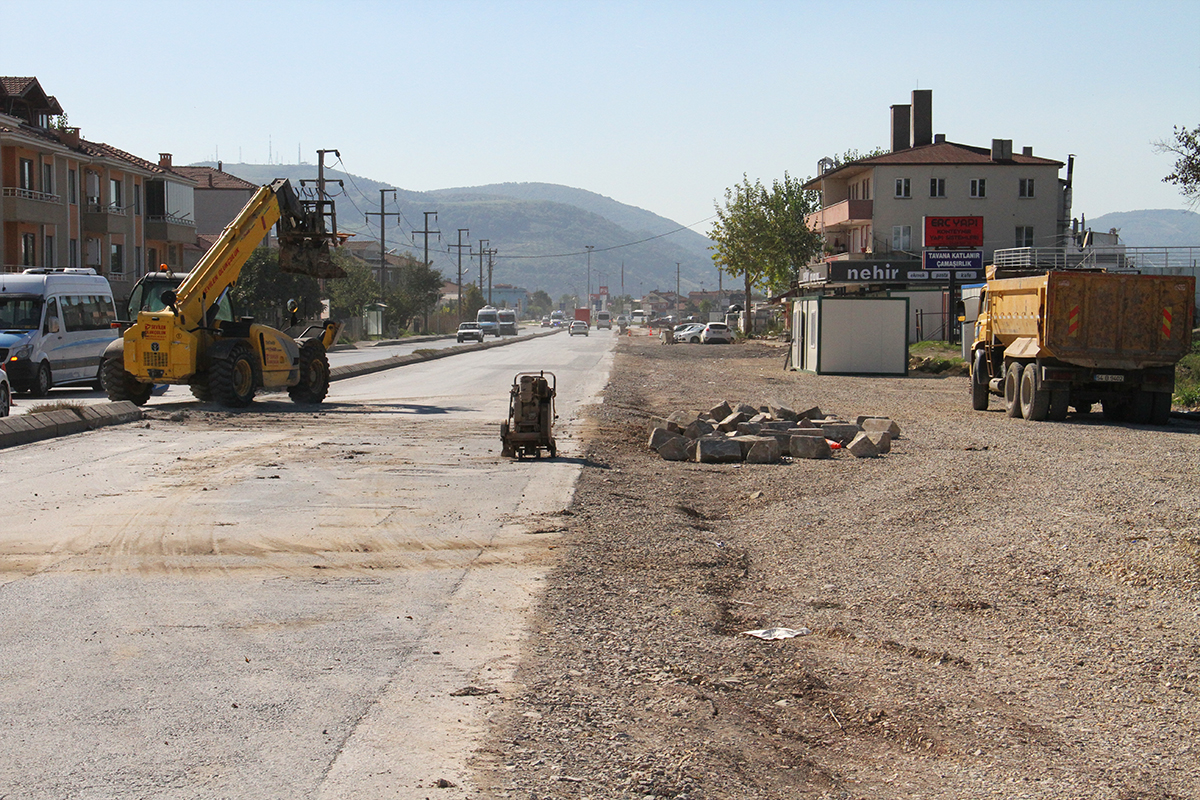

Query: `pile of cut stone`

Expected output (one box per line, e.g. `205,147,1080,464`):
647,400,901,463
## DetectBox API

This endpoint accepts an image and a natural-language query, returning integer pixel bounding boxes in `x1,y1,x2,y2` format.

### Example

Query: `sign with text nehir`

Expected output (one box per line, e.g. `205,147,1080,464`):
923,216,983,248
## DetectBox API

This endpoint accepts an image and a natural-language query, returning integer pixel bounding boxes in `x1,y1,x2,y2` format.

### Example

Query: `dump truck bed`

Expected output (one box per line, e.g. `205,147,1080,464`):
988,271,1195,370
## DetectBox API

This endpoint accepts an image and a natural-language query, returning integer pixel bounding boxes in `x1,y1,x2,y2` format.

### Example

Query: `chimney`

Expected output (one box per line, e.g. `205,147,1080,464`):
934,133,946,144
910,89,932,148
217,160,223,172
890,104,911,152
58,126,81,148
991,139,1013,161
158,153,172,168
1021,146,1033,157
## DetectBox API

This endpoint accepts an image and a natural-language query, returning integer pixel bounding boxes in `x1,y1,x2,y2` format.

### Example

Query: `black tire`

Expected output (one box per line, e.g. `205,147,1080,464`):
971,350,990,411
189,380,212,402
209,342,258,407
1129,390,1154,424
102,354,152,405
29,361,52,397
1048,389,1070,421
548,440,557,458
288,339,330,405
1150,391,1172,425
689,336,700,344
91,366,104,392
1020,363,1050,421
0,382,10,417
1102,398,1130,422
1004,362,1024,418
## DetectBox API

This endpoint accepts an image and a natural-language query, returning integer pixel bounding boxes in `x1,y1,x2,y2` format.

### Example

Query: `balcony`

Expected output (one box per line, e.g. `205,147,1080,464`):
82,199,129,235
804,199,873,232
145,214,196,243
2,186,62,224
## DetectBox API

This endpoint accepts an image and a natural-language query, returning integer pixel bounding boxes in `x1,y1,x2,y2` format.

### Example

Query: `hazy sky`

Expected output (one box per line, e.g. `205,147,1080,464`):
6,0,1198,233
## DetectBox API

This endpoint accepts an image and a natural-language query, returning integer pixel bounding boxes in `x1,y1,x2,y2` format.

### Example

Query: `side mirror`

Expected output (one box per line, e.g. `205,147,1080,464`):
161,289,177,311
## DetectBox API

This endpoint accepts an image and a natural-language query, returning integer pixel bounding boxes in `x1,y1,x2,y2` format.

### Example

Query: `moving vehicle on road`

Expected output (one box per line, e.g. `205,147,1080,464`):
596,310,612,329
541,315,552,327
0,366,10,416
477,306,500,337
569,320,589,336
102,179,342,408
456,322,485,343
550,310,565,327
701,322,734,344
497,308,518,336
0,268,118,396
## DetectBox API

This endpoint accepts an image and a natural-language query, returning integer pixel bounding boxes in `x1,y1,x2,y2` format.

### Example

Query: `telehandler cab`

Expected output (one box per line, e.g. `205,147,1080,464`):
103,179,343,408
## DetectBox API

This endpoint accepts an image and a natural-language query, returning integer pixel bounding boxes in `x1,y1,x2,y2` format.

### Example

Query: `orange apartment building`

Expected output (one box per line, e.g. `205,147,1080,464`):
1,76,197,304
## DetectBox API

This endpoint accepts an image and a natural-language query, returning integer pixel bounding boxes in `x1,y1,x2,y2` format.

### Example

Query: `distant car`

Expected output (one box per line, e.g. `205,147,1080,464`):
0,367,10,417
456,322,485,343
569,320,589,337
701,322,734,344
673,323,705,343
596,311,612,329
541,316,552,327
616,315,629,326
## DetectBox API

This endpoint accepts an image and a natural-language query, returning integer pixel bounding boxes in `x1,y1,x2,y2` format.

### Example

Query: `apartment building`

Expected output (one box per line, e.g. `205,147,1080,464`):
0,76,197,302
802,90,1069,284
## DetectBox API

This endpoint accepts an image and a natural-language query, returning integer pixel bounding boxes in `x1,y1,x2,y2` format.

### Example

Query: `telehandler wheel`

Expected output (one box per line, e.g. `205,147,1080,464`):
189,380,212,402
971,351,990,411
210,342,258,407
101,354,152,405
1004,362,1024,418
1019,363,1050,421
288,340,331,404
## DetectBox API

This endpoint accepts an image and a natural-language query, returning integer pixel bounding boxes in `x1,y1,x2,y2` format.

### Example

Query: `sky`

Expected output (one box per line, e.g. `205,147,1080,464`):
5,0,1199,234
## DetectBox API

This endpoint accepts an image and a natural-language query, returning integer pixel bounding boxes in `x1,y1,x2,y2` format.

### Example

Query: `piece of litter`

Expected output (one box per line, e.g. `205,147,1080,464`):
742,627,811,640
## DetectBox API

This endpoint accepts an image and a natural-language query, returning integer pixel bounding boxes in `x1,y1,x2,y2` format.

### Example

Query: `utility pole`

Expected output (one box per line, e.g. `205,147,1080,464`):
486,247,497,305
448,228,470,322
585,245,594,313
413,211,441,272
299,148,341,251
676,262,683,318
477,239,489,298
364,189,399,296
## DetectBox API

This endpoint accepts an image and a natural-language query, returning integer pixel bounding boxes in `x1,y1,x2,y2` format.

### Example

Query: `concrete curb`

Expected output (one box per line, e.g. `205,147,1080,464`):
0,401,143,451
329,328,563,382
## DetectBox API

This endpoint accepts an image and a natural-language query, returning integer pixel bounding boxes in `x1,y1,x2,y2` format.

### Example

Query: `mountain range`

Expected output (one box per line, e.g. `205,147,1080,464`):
1083,209,1200,248
196,163,716,301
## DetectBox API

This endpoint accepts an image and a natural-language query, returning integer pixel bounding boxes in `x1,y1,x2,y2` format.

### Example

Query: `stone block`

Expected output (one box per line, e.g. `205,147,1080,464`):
748,412,771,425
728,435,774,458
716,411,748,433
846,431,881,458
684,418,716,439
745,438,782,464
819,422,862,444
649,427,685,452
736,422,763,436
861,417,902,437
789,435,831,459
866,430,892,454
708,401,733,421
759,420,794,431
648,416,682,436
669,410,698,428
657,436,690,461
696,437,744,463
787,427,825,436
767,401,799,421
796,405,823,421
735,403,758,416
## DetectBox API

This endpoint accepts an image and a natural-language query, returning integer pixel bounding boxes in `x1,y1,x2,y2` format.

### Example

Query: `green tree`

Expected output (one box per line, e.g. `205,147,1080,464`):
231,247,321,327
326,250,378,321
462,283,486,320
527,290,553,317
384,257,444,332
1157,124,1200,205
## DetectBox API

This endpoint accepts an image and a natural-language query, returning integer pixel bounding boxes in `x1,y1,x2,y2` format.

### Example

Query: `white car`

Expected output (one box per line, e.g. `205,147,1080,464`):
673,323,705,343
0,366,10,416
569,320,589,336
701,322,734,344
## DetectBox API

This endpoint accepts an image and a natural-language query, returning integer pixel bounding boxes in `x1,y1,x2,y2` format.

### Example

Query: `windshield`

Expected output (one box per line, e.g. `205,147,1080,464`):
0,295,43,330
478,312,498,324
127,278,182,316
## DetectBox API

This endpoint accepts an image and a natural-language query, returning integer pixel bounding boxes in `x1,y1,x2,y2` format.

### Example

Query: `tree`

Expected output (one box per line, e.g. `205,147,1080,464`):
462,283,486,320
326,250,378,321
384,257,444,332
1157,124,1200,205
526,290,553,317
231,248,321,327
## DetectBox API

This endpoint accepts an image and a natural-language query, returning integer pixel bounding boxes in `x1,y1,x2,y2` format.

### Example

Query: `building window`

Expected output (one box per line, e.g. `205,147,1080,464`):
134,184,142,215
892,225,912,251
971,178,986,198
68,169,77,204
135,246,143,277
44,234,54,267
1019,178,1035,197
1016,226,1035,247
70,238,79,268
111,243,125,275
42,162,54,195
863,178,871,199
930,178,945,198
110,178,123,209
894,178,911,198
19,159,34,190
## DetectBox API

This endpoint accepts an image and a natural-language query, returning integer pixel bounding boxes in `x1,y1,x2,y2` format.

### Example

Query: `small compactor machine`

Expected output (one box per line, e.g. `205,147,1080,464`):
500,371,557,458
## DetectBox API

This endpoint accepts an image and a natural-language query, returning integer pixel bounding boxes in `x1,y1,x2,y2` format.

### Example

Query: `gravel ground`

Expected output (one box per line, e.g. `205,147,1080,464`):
471,337,1200,800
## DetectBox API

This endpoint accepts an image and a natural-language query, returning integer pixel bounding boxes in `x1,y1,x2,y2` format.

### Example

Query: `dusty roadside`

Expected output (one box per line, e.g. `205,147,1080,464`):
471,336,1200,800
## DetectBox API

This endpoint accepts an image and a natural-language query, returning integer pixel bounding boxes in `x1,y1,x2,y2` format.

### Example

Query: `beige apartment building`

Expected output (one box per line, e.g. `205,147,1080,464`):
802,90,1069,284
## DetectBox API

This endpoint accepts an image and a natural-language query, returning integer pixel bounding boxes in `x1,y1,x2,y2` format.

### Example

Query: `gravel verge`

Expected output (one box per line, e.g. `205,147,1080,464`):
471,337,1200,800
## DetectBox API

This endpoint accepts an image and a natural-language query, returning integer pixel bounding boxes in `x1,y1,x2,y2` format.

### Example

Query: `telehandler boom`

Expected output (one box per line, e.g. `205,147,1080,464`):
102,179,342,407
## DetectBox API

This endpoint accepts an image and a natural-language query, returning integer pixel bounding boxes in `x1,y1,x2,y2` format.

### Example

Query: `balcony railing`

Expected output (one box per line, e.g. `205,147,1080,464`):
146,213,196,227
2,186,59,203
85,202,128,216
805,199,873,231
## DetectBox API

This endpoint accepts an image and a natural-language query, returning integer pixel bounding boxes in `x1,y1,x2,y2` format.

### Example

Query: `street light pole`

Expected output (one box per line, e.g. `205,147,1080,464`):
585,245,594,314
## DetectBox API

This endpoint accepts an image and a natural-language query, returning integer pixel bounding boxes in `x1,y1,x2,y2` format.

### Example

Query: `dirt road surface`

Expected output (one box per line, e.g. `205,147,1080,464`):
474,337,1200,800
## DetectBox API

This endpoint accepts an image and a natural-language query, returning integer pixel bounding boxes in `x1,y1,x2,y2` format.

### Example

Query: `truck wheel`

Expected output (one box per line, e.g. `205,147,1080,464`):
1102,398,1130,422
0,382,10,417
1150,392,1172,425
1004,362,1024,418
1129,390,1154,424
1048,389,1070,421
29,362,52,397
971,351,990,411
102,355,152,405
288,340,330,404
210,342,258,407
1020,364,1050,421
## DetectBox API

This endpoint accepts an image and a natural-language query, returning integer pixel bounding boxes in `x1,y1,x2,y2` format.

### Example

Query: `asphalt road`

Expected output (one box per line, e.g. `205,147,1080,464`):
0,329,616,799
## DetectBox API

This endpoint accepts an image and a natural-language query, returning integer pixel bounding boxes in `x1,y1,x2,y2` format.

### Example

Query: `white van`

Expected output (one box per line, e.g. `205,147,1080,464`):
595,310,612,329
0,269,118,395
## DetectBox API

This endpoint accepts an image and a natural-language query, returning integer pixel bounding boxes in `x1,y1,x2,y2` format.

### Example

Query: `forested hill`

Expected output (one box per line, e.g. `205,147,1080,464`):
197,163,715,301
1085,209,1200,247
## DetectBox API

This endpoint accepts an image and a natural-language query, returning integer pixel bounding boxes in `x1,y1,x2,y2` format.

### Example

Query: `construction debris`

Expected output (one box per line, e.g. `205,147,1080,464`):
646,400,903,464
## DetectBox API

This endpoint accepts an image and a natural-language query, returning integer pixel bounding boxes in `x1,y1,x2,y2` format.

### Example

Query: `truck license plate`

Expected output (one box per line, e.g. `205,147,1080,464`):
1094,373,1125,382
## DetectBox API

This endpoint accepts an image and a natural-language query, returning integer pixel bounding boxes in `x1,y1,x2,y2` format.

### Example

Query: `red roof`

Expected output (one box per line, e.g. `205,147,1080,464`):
172,166,258,191
804,140,1062,189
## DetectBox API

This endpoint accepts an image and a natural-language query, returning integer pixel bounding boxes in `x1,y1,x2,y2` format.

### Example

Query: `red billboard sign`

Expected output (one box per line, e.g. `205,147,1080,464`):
923,216,983,248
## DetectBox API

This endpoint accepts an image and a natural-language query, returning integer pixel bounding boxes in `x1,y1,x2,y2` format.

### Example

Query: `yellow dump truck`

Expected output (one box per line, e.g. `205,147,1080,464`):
969,270,1195,423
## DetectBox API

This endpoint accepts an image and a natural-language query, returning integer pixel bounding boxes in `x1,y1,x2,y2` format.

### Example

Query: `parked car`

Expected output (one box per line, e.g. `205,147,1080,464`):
456,321,485,343
569,320,589,337
0,366,10,417
673,323,705,343
701,322,734,344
